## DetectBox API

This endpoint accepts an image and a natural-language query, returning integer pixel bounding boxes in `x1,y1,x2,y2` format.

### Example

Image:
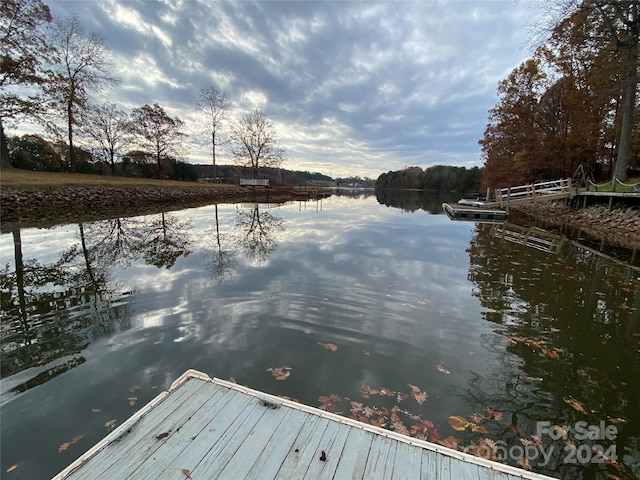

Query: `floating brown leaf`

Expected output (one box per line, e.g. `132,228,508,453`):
378,387,395,397
350,402,364,416
407,384,428,405
267,366,292,381
104,419,117,429
608,417,627,424
434,364,450,374
318,394,341,412
484,407,503,422
58,435,83,453
360,385,379,398
448,416,470,431
470,423,488,434
128,397,137,407
564,396,587,414
517,457,532,471
129,384,142,393
317,342,338,351
363,350,371,356
182,468,192,479
438,436,460,450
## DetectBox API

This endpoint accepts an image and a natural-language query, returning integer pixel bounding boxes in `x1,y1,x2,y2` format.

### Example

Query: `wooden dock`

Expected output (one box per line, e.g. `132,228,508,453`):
53,370,555,480
443,202,506,221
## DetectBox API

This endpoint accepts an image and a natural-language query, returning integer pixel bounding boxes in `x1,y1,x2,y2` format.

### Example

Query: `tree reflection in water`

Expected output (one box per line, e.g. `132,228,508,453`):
461,222,639,478
0,210,193,392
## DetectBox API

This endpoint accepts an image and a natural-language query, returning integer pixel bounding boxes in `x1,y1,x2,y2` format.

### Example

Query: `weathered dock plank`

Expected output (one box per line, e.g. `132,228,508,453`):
53,370,557,480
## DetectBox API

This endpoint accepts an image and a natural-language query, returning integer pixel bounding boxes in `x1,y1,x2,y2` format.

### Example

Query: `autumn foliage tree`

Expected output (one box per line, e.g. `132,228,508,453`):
480,1,639,189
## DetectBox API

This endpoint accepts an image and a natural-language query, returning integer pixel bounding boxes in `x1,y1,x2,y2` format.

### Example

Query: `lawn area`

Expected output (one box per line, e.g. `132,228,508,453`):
0,169,235,189
576,176,640,193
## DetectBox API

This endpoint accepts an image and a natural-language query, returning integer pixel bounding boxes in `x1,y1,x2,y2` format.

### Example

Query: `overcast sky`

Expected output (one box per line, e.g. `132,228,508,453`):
44,0,543,178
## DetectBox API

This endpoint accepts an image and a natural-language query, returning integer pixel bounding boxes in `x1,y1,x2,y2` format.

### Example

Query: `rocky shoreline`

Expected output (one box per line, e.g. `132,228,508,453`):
513,200,640,250
0,184,280,231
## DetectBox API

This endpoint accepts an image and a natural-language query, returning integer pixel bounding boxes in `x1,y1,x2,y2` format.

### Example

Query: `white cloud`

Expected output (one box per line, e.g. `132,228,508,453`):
26,0,544,179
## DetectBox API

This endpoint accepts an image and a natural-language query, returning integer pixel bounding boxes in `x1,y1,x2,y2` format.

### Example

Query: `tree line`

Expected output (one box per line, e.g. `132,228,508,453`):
376,165,482,193
480,1,639,189
1,0,284,178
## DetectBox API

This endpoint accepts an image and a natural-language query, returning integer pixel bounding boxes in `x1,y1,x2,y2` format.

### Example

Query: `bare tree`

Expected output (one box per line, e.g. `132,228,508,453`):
129,103,186,178
0,0,52,169
46,14,118,172
228,109,284,179
79,102,132,175
196,86,228,181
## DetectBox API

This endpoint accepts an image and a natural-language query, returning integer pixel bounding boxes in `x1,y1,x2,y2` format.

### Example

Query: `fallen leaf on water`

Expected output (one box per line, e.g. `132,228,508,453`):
91,408,102,413
303,328,311,334
6,464,18,473
105,419,117,429
434,364,450,374
438,436,460,449
517,457,532,470
128,397,137,407
357,313,365,318
360,385,379,398
417,299,431,305
58,435,84,453
448,416,470,431
228,377,237,384
317,342,338,351
564,397,587,414
608,417,627,424
408,384,428,404
182,468,192,479
544,347,562,360
363,350,371,356
633,332,640,337
129,385,142,393
267,366,292,381
520,437,542,447
378,387,395,397
318,394,341,412
470,423,488,434
484,407,503,422
350,402,364,416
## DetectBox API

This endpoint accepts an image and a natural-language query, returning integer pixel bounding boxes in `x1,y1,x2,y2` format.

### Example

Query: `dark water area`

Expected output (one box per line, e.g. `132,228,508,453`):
1,192,638,479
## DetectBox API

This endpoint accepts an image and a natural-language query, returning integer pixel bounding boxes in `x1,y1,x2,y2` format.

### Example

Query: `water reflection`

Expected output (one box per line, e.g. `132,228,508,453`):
466,222,640,478
0,197,638,479
376,188,460,213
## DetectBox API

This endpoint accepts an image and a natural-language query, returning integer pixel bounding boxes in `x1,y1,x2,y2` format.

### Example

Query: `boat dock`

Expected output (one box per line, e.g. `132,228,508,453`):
443,202,506,221
53,370,555,480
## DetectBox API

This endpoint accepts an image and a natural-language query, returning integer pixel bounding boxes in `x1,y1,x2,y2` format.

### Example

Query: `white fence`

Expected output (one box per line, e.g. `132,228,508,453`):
496,178,572,207
240,179,270,187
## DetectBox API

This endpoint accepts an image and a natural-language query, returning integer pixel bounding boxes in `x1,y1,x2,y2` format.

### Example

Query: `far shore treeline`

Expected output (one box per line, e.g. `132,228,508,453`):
376,166,482,194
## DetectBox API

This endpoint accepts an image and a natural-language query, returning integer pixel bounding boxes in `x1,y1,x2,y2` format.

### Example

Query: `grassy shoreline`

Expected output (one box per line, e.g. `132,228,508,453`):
0,169,283,230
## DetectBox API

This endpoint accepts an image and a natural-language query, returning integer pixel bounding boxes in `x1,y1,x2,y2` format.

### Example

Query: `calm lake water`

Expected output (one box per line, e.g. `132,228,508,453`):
1,192,638,479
